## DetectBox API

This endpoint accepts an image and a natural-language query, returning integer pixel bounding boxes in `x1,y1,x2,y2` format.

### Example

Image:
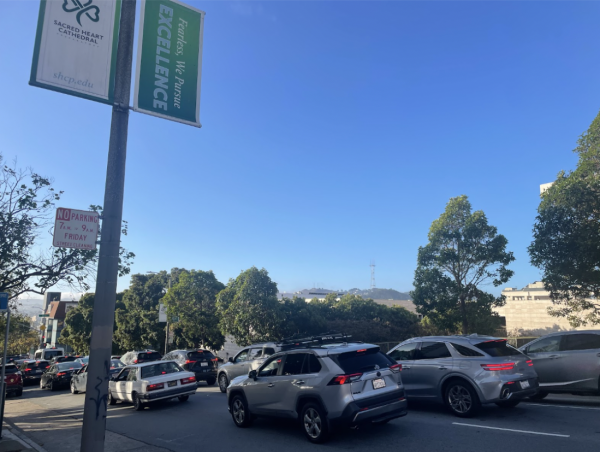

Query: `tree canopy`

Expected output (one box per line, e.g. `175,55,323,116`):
411,195,514,334
529,111,600,326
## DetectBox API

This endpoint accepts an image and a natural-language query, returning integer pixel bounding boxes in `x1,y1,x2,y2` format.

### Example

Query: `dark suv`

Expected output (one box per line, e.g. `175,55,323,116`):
163,349,218,385
19,360,50,384
227,334,407,443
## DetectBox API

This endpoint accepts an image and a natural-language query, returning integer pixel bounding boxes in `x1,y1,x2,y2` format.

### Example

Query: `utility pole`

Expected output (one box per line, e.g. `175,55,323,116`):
370,260,376,290
80,1,136,451
0,306,11,439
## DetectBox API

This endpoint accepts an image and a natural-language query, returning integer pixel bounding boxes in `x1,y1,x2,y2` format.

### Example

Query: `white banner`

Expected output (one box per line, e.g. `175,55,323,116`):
30,0,121,104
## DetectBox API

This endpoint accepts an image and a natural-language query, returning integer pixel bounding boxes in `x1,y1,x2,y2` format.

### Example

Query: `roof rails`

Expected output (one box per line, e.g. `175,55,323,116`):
277,332,356,351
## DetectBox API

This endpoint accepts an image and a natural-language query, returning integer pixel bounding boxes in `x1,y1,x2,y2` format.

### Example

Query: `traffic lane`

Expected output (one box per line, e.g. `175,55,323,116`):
105,387,599,452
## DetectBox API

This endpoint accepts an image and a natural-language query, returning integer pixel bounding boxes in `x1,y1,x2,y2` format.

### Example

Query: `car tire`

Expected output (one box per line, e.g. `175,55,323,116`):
445,380,481,418
495,399,521,408
529,391,549,401
178,395,189,402
133,393,145,411
71,382,78,394
218,373,229,393
301,402,330,444
206,377,216,386
230,394,253,428
108,390,117,405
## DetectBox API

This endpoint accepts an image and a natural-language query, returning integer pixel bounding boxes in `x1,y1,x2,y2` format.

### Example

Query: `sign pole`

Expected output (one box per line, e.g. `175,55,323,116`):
0,300,11,439
80,1,136,451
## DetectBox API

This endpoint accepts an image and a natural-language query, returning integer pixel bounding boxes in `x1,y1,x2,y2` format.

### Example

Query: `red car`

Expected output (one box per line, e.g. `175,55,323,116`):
4,364,23,397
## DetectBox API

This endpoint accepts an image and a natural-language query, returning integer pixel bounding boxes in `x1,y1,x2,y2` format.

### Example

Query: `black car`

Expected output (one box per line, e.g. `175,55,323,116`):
19,360,50,384
163,349,219,385
40,362,83,391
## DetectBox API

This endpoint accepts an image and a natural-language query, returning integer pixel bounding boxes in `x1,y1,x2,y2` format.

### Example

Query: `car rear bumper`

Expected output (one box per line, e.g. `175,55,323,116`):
332,389,408,426
193,370,217,381
140,385,196,402
488,378,540,403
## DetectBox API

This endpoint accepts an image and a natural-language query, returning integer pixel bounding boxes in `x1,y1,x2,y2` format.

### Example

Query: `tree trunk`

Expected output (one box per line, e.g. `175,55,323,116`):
460,296,468,335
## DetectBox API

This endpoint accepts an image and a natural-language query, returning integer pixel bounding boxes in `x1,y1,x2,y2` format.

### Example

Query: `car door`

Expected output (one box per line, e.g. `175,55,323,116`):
73,365,87,391
524,335,566,388
229,349,250,379
409,341,454,398
244,355,285,415
559,333,600,391
42,365,55,387
388,342,418,396
114,368,131,400
125,368,139,402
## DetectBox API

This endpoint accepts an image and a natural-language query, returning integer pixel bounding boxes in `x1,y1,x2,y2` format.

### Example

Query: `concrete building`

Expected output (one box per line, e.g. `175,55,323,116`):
495,281,589,336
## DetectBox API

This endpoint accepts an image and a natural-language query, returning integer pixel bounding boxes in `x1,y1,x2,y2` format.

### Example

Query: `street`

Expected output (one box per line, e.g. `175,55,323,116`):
4,383,600,452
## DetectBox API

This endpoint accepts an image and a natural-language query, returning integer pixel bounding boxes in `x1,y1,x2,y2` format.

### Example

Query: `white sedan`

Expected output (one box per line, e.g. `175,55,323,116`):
108,361,196,410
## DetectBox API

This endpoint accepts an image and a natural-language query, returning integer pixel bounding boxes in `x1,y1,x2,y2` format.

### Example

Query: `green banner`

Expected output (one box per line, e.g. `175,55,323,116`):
134,0,205,127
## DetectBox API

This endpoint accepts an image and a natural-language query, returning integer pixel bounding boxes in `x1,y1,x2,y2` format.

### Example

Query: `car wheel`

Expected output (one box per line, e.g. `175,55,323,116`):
178,395,189,402
230,395,253,428
445,380,481,418
495,399,521,408
529,391,549,401
206,377,216,386
218,373,229,393
71,382,78,394
108,390,117,405
133,393,145,411
301,402,330,443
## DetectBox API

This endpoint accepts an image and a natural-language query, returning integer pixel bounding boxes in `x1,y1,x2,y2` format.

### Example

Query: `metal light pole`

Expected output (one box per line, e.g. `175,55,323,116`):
147,271,172,354
80,1,136,450
0,307,11,439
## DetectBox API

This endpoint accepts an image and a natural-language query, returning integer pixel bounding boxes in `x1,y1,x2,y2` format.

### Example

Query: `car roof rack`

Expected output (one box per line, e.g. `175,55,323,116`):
277,332,357,351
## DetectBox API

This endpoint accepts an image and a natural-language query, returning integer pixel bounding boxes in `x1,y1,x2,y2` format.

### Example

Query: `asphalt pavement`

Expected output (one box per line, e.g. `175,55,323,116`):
4,383,600,452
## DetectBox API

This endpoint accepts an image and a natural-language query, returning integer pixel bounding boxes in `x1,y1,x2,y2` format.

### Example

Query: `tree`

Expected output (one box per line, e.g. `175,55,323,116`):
411,195,514,334
529,111,600,326
280,296,328,338
0,155,134,303
0,312,39,355
162,270,225,350
114,273,170,352
216,267,283,346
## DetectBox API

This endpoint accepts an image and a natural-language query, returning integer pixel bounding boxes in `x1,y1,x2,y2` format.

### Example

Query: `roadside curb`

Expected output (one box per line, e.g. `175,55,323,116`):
1,423,47,452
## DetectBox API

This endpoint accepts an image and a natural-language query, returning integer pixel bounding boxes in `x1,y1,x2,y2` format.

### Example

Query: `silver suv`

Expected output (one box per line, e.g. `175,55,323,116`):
218,342,279,393
388,335,539,417
226,336,407,443
518,330,600,399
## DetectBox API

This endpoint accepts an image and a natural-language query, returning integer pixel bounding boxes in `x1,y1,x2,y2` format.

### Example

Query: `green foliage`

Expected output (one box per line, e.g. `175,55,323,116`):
280,296,328,338
0,312,39,355
216,267,283,346
529,111,600,326
0,154,134,303
163,270,225,350
412,195,514,334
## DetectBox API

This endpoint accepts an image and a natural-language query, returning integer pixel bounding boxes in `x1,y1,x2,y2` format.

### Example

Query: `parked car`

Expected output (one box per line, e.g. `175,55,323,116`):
3,364,23,397
519,330,600,399
19,360,50,385
163,349,219,386
227,334,407,443
108,361,196,410
218,342,279,392
40,362,83,391
33,347,64,361
387,335,539,417
121,350,162,365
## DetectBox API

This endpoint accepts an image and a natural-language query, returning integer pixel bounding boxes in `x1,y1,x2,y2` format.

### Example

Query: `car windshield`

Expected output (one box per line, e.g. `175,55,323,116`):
331,347,394,373
4,365,18,374
57,362,83,371
79,357,89,364
111,360,125,369
141,361,184,379
474,340,524,357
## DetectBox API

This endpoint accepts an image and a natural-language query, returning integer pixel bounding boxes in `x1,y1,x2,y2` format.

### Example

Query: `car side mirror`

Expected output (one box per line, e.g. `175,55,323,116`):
228,357,233,363
110,376,117,381
248,370,257,381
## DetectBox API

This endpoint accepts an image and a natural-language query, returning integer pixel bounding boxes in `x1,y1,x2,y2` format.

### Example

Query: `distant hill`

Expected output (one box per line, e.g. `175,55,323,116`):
14,299,45,317
348,288,412,300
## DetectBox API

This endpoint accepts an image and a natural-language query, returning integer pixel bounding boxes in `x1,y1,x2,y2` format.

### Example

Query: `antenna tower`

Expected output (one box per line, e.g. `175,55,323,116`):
370,260,376,290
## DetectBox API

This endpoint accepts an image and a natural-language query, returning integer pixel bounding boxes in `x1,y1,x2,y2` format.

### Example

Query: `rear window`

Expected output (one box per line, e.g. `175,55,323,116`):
475,340,524,357
188,350,214,360
5,365,18,374
43,350,63,359
139,352,161,361
332,347,394,374
141,361,184,379
57,362,83,371
24,361,50,370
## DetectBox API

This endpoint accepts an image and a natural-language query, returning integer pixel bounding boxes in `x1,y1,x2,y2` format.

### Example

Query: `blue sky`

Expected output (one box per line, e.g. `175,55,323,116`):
3,0,600,297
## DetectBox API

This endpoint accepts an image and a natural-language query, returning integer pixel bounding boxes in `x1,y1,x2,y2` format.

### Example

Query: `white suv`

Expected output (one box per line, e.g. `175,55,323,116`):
108,361,196,410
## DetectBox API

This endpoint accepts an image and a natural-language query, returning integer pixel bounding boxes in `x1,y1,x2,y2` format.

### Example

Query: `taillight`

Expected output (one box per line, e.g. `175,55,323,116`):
211,358,219,362
328,373,363,385
180,376,196,385
481,363,515,371
133,359,138,364
526,360,533,367
389,363,402,373
25,368,32,371
57,372,67,376
147,383,164,391
185,360,196,364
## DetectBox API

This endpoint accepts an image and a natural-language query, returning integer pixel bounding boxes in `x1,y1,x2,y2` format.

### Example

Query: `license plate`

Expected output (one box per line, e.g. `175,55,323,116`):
372,378,386,390
201,362,208,367
35,370,41,374
168,380,177,387
520,380,530,389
